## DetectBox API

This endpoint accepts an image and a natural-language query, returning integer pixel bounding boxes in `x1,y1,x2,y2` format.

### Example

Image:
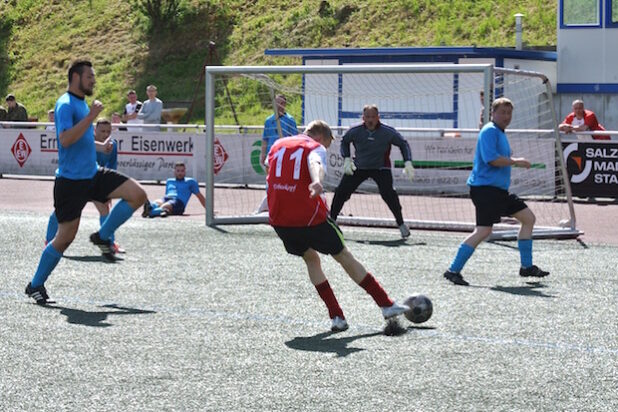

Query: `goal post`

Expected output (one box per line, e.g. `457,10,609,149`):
204,64,580,240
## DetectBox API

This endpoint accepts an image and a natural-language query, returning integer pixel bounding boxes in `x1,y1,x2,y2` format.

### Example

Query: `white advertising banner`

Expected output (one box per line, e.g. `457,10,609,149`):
2,129,554,196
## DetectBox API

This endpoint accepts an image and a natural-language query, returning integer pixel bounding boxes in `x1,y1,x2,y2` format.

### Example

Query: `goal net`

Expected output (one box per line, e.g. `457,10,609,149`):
205,64,580,240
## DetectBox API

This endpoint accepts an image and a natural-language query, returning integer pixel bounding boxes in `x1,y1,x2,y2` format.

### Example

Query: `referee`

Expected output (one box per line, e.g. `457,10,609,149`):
330,104,415,238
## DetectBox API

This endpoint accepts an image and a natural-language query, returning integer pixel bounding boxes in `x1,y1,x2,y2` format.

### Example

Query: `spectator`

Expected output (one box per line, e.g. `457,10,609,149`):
121,89,142,131
559,99,609,140
111,112,126,131
45,109,55,131
5,94,29,125
255,94,299,213
142,162,205,218
0,104,7,124
137,85,163,131
260,94,298,167
330,104,415,239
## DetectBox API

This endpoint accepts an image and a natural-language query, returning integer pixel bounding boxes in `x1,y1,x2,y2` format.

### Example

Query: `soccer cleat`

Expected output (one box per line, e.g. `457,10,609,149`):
399,224,410,239
141,201,153,218
112,242,126,254
381,302,410,319
443,270,469,286
330,316,349,332
25,282,52,305
89,232,116,261
159,210,168,218
519,265,550,278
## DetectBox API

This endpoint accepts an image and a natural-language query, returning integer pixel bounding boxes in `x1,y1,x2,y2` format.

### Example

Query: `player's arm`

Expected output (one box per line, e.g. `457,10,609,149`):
58,100,103,148
195,191,206,208
308,147,326,198
489,156,530,168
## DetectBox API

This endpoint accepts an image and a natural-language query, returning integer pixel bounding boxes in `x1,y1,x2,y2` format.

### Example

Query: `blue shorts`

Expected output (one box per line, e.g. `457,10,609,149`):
163,196,186,215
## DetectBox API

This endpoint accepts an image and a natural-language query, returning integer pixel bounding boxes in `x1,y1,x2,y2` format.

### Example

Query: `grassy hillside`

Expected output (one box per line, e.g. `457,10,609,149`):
0,0,556,124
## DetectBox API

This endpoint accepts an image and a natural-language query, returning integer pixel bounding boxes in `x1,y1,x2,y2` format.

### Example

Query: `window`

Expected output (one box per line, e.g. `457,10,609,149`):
561,0,601,27
606,0,618,26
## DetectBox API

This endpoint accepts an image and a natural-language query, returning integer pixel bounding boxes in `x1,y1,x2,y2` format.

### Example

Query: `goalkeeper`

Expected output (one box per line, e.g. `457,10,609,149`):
330,104,415,238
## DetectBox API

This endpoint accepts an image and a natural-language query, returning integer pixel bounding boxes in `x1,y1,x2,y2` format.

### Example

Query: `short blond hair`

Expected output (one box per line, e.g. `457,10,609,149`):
305,120,334,141
491,97,513,113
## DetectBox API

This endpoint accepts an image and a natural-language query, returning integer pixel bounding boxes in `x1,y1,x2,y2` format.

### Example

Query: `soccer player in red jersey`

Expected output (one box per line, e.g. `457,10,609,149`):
267,120,409,332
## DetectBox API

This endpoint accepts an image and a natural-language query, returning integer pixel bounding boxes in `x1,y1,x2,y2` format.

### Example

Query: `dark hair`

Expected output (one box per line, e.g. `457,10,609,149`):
68,60,93,84
362,104,379,115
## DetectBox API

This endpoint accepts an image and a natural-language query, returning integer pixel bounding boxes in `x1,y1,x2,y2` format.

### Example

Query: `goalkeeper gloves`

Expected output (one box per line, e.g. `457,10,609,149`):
404,160,415,181
343,157,357,175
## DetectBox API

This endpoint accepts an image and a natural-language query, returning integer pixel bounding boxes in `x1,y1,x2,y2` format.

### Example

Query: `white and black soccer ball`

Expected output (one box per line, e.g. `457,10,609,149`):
404,295,433,324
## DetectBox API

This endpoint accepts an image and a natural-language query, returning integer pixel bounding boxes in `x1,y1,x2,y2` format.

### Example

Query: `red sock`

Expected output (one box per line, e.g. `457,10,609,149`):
359,273,393,307
315,280,344,319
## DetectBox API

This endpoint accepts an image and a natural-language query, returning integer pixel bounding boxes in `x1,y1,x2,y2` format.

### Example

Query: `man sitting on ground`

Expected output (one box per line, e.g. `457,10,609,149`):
142,162,205,217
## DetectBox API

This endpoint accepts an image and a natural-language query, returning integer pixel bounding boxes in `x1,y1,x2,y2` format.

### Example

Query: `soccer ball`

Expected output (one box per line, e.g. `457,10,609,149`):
403,295,433,324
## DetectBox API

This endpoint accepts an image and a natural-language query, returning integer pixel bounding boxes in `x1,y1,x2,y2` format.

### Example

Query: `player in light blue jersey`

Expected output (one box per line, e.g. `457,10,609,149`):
142,162,205,218
45,118,125,253
26,60,148,305
443,97,549,286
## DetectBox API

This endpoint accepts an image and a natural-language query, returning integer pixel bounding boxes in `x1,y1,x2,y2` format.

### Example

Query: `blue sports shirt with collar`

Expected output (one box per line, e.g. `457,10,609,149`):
96,139,118,170
54,92,98,179
467,121,512,190
263,112,298,154
165,177,200,206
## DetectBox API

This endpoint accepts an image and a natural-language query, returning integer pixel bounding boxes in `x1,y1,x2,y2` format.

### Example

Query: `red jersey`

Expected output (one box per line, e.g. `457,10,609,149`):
267,135,329,227
563,110,610,140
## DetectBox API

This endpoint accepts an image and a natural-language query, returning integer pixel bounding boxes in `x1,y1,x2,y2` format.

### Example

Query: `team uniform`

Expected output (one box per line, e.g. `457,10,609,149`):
53,92,128,223
161,177,200,215
467,121,527,227
27,91,138,304
330,121,412,226
267,134,345,257
444,119,549,286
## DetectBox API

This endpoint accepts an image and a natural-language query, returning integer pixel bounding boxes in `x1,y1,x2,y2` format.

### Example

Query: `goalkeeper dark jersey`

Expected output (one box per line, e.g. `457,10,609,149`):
340,122,412,170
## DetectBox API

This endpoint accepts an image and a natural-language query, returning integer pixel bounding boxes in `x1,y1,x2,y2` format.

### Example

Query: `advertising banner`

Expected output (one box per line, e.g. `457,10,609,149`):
562,141,618,198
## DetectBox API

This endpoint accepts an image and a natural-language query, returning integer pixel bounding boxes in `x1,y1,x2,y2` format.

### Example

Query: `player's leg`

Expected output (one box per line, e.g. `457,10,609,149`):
93,171,146,247
148,199,174,217
274,225,347,331
330,171,367,221
313,218,407,319
45,211,58,245
373,169,409,238
444,186,498,286
512,207,549,277
27,217,80,304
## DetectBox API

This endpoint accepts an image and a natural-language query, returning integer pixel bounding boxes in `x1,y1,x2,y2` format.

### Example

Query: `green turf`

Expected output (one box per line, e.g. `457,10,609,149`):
1,211,616,411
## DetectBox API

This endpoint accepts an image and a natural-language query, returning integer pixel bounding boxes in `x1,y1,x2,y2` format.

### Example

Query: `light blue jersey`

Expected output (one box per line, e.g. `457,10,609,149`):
54,92,98,179
96,139,118,170
467,122,512,190
165,177,199,206
263,112,298,154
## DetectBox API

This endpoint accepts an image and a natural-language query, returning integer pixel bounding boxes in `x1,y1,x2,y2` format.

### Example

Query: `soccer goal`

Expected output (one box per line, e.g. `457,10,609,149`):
204,64,580,240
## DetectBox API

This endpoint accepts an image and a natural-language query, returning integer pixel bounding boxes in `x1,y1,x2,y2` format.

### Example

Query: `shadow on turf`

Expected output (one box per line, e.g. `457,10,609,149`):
285,331,383,357
63,255,122,263
285,324,436,357
470,282,555,298
349,239,426,247
42,303,156,327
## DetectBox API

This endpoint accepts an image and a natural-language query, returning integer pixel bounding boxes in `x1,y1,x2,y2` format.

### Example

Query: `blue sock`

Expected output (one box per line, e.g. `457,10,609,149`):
150,206,163,217
31,243,62,287
99,200,135,241
449,243,475,273
99,215,114,243
518,239,533,268
45,212,58,244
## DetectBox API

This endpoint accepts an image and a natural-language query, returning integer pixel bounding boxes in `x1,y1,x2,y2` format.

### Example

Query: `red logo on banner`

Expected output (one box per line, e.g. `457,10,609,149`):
11,133,32,167
213,138,229,175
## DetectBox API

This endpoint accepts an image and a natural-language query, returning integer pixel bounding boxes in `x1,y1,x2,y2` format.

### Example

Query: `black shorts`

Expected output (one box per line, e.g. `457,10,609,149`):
273,218,345,257
54,168,129,223
470,185,527,227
